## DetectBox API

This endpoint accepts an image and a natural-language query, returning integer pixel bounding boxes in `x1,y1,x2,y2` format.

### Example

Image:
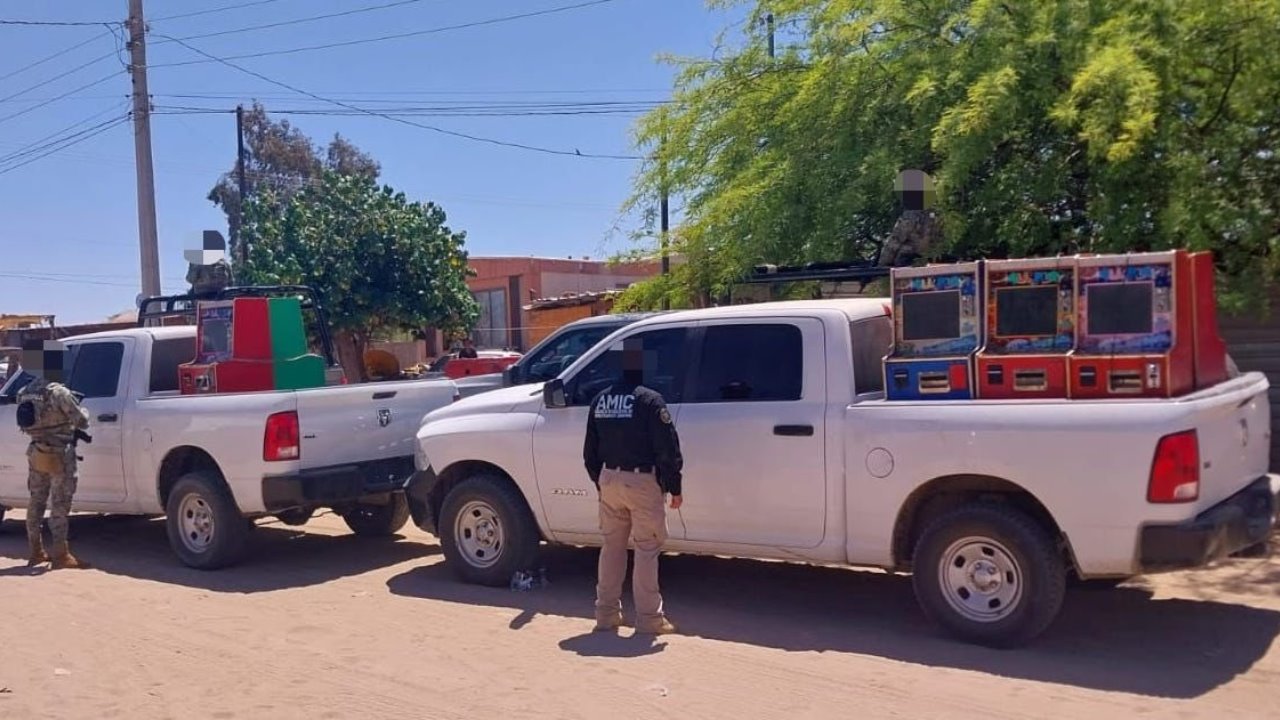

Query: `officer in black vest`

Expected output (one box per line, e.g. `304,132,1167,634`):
584,337,683,635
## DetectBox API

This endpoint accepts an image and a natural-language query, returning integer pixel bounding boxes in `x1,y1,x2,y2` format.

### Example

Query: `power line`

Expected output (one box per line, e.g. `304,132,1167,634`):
150,0,623,68
0,102,128,166
0,19,117,27
165,0,432,42
0,49,118,105
152,33,642,160
0,116,129,176
151,0,290,23
0,29,110,83
0,71,122,127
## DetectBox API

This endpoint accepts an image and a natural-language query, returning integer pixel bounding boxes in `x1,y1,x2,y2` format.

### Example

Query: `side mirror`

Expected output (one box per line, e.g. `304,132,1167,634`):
543,378,567,408
502,365,516,386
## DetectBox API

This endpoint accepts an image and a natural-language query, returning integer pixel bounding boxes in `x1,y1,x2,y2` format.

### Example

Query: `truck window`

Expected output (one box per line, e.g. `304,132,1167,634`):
525,326,616,383
150,336,197,394
851,316,892,395
568,328,688,405
692,324,802,402
67,341,125,399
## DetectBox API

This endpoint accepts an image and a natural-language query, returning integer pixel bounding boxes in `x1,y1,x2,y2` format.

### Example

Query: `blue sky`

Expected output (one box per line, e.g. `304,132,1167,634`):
0,1,744,323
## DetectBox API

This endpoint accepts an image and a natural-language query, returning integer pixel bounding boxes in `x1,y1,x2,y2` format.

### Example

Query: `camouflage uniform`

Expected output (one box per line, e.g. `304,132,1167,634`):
18,377,89,567
186,259,234,296
877,209,942,267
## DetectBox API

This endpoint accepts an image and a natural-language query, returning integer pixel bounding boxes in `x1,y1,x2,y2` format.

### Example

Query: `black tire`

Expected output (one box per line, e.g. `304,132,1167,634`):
438,474,539,587
165,472,249,570
911,503,1066,648
341,493,410,537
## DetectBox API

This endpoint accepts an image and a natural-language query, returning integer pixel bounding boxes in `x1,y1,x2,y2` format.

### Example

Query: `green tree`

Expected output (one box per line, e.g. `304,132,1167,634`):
625,0,1280,312
208,102,381,253
238,171,478,381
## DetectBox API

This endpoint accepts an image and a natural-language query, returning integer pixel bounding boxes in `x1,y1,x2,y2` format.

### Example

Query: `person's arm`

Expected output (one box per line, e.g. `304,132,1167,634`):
583,400,602,487
55,386,89,429
645,392,683,503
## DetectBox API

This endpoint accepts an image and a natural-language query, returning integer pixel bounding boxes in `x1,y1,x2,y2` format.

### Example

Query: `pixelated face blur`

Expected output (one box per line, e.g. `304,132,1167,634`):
184,230,227,265
21,339,68,383
895,169,937,212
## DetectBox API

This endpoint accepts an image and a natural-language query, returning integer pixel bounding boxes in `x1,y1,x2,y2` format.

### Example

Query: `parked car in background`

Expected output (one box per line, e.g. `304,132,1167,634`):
451,312,666,399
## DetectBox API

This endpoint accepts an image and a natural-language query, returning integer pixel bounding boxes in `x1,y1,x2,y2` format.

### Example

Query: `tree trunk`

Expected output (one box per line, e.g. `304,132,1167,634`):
334,328,368,384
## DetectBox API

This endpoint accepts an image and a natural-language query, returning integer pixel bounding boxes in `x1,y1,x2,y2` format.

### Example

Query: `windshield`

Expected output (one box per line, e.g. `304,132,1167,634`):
522,325,618,383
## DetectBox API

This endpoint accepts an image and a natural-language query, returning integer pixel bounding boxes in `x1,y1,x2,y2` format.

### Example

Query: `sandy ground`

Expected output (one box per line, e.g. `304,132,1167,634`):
1,511,1278,720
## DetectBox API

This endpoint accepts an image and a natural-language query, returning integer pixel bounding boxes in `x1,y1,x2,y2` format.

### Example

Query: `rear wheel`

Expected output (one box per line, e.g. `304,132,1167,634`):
341,493,410,537
912,503,1066,648
165,472,249,570
439,474,539,586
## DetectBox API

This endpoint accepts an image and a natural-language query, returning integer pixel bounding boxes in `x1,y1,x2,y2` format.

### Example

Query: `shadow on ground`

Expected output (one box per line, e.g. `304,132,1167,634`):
0,514,436,592
386,545,1280,699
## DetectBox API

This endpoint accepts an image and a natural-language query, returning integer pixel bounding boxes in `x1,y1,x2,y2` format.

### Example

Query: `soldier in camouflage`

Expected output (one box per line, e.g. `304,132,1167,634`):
878,169,942,268
17,339,90,569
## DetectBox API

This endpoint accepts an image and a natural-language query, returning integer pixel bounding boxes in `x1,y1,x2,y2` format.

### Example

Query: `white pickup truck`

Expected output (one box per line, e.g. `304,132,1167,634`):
0,326,459,569
410,298,1280,647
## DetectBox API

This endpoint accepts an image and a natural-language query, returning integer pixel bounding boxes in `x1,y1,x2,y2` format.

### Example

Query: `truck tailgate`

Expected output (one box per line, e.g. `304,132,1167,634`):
293,379,457,471
1183,374,1272,510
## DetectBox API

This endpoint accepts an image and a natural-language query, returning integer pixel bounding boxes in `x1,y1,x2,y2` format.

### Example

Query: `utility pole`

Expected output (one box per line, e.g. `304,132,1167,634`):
235,104,248,265
659,132,670,311
127,0,161,298
766,13,775,59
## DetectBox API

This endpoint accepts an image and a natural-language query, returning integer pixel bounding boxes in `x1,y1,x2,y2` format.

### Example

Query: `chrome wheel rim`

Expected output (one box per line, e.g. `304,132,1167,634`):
454,500,504,568
178,493,215,553
938,536,1024,623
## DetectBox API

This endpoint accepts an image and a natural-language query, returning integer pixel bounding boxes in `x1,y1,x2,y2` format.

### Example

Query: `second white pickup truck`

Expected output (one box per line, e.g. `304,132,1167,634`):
0,326,459,569
410,299,1279,647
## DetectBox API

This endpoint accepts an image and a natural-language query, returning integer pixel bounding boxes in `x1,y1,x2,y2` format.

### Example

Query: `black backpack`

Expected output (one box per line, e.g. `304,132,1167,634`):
16,398,37,430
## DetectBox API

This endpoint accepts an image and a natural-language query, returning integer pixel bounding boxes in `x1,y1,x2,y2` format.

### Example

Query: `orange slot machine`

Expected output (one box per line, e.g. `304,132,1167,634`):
976,257,1076,399
1068,251,1194,399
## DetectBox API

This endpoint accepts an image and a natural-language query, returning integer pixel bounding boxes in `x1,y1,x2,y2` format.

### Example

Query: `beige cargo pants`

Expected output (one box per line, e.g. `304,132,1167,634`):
595,468,668,631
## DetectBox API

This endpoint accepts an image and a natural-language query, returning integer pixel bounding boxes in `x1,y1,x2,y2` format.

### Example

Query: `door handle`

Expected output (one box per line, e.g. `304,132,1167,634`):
97,413,118,423
773,424,813,437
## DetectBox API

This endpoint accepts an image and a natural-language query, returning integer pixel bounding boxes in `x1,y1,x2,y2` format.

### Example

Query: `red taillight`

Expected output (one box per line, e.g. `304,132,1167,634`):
1148,429,1199,503
264,411,300,462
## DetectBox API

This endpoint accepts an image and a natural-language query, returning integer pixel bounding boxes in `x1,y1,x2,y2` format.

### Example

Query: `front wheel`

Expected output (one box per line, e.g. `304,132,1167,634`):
165,472,249,570
438,474,539,586
341,493,410,537
911,503,1066,648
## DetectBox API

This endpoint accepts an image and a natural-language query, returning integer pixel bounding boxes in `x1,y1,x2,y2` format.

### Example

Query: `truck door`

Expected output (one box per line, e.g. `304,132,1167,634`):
676,319,828,548
532,326,692,538
65,339,131,504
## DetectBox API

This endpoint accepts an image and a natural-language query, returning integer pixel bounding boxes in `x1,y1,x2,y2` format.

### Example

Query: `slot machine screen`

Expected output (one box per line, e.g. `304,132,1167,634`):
1087,282,1153,335
996,286,1058,337
200,319,231,359
901,290,960,341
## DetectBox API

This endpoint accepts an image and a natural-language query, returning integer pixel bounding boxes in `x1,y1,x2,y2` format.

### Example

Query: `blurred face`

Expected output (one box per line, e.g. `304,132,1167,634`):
21,339,67,384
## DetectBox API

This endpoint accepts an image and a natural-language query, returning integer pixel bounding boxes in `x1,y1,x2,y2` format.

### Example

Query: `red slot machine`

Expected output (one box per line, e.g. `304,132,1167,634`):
179,298,275,394
1068,251,1194,399
976,257,1075,399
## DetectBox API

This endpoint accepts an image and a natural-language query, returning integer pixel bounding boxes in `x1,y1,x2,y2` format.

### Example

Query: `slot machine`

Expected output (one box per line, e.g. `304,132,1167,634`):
976,257,1076,399
883,261,982,400
1068,251,1194,399
1188,250,1228,390
178,296,325,395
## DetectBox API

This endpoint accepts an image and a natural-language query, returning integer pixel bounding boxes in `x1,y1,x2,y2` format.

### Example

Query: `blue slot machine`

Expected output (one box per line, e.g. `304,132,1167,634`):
883,261,983,400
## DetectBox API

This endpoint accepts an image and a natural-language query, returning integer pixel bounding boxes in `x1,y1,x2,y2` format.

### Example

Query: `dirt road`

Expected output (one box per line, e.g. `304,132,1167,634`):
1,511,1277,720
